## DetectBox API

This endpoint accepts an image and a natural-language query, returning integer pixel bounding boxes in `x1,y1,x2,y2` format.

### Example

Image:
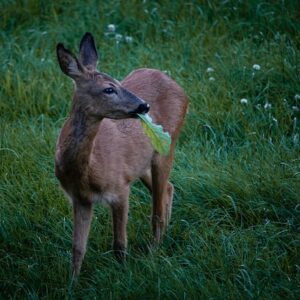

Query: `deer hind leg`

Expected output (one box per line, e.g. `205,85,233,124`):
141,169,174,226
72,201,93,278
110,189,129,261
151,154,174,244
165,181,174,225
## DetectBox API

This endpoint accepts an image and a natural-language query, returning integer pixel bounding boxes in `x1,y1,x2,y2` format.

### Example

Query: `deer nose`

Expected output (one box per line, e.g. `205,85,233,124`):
136,103,150,114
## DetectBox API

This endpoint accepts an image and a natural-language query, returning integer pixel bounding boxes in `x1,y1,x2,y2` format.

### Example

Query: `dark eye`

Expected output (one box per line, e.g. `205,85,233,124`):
103,88,115,94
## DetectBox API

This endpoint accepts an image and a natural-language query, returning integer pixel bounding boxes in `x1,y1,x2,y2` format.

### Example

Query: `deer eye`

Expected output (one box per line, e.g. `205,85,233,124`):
103,88,115,94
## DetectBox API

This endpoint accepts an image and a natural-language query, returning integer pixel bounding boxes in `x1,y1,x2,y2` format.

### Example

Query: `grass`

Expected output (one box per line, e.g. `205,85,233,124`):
1,0,299,298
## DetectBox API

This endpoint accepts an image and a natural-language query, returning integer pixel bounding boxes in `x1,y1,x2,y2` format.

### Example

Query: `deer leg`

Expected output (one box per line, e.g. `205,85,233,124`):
151,154,174,244
141,169,173,225
110,192,129,261
72,201,93,278
140,168,152,192
165,181,174,225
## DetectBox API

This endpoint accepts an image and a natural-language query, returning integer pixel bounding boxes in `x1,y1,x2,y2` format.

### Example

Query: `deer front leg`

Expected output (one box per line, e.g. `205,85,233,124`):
111,195,129,261
72,201,93,278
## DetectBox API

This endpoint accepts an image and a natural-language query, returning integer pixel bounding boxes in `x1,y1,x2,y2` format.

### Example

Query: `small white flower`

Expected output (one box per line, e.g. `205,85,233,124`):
264,102,272,110
240,98,248,104
272,117,278,123
292,106,299,112
206,67,214,73
209,77,215,81
253,64,261,71
294,94,300,100
125,36,133,43
115,34,123,41
107,24,116,32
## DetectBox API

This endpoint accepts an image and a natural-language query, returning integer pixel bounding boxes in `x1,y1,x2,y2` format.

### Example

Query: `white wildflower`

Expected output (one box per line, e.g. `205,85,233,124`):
209,77,215,81
253,64,261,71
264,102,272,110
206,67,214,73
115,34,123,41
107,24,116,32
240,98,248,104
294,94,300,100
292,106,299,112
272,117,278,123
125,36,133,43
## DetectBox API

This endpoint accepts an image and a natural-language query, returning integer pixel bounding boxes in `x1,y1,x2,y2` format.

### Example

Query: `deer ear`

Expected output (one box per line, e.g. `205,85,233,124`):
56,43,84,79
79,32,98,70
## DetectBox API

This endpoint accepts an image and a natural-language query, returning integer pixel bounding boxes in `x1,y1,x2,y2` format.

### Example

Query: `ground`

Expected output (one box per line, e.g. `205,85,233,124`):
0,1,299,299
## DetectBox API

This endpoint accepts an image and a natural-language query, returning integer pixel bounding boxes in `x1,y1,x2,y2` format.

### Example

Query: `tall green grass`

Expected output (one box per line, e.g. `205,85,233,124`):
1,0,299,298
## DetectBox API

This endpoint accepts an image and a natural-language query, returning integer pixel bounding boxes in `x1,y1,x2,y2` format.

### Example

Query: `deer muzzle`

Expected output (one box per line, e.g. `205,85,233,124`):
130,103,150,116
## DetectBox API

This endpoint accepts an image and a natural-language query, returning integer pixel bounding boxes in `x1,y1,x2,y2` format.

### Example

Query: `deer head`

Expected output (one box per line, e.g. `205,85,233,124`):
56,32,150,119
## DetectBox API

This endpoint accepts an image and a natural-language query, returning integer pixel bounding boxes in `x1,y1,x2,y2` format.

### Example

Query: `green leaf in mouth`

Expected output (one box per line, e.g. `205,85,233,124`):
138,113,171,156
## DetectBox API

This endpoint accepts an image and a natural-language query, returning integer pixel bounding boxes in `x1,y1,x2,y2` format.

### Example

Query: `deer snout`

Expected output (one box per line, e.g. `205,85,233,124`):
134,103,150,115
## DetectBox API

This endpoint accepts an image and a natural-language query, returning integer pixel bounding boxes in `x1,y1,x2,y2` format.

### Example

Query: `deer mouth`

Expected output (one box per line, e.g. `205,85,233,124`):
129,103,150,117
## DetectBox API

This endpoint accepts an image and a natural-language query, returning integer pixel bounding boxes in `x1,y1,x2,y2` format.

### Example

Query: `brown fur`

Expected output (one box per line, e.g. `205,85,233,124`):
55,33,188,277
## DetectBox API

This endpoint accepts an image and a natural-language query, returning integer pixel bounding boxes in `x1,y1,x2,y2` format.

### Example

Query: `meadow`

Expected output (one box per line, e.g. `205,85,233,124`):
0,0,299,299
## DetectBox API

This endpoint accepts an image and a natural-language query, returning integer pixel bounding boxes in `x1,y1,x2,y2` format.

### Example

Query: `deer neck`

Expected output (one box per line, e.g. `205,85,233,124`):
60,105,102,179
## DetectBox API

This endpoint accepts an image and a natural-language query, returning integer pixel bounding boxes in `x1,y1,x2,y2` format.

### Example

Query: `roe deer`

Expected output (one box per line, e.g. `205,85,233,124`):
55,32,188,277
